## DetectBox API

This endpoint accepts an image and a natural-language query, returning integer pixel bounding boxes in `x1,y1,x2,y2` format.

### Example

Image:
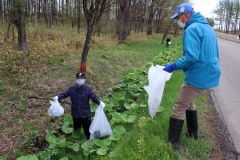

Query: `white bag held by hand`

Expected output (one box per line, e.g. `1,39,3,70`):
48,96,64,117
144,65,172,118
89,106,112,140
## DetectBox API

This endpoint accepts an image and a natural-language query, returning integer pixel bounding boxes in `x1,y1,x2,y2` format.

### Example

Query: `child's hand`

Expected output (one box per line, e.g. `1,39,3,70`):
53,96,58,101
100,101,105,109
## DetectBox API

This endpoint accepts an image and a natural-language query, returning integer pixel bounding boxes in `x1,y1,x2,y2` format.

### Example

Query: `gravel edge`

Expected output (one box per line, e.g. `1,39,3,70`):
209,91,239,160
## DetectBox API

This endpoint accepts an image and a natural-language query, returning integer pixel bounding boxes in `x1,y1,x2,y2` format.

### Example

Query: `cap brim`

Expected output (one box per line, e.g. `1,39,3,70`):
170,13,178,19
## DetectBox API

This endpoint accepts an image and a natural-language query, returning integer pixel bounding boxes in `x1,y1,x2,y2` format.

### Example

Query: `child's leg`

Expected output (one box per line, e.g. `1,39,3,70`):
72,117,82,131
82,117,92,139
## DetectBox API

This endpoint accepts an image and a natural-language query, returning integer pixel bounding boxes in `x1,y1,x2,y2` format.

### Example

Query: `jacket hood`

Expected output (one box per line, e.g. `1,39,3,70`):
185,12,208,29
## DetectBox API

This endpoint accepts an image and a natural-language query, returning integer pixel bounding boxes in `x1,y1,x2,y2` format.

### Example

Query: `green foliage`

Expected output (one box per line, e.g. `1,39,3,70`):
206,18,215,27
0,156,7,160
67,143,80,152
0,80,3,93
17,155,38,160
61,114,74,134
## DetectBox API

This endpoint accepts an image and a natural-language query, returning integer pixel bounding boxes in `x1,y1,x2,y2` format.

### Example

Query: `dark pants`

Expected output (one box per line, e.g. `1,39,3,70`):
72,117,91,139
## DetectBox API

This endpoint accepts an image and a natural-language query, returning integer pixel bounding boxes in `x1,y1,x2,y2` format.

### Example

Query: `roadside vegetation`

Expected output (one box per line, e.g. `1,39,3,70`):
0,24,222,159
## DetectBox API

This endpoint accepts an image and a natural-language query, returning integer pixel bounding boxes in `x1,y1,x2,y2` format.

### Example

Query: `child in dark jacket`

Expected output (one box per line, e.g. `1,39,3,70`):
57,72,105,139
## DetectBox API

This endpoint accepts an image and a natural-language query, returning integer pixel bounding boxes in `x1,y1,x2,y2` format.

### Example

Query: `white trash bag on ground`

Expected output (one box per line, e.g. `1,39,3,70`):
48,96,64,117
89,106,112,140
144,65,172,118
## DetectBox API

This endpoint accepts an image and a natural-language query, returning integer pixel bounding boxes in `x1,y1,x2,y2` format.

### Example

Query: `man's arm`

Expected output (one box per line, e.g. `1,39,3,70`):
175,27,201,70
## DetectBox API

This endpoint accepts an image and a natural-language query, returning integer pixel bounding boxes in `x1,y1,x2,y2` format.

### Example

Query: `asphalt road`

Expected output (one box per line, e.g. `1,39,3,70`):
212,37,240,158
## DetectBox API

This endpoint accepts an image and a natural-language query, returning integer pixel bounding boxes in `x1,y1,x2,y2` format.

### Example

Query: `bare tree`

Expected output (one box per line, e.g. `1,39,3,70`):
116,0,131,43
215,0,240,33
11,0,27,50
80,0,107,72
76,0,81,33
146,0,155,35
234,0,240,33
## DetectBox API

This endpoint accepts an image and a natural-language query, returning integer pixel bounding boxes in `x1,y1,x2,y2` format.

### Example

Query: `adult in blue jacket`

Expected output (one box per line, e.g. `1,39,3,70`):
57,72,105,139
163,3,221,148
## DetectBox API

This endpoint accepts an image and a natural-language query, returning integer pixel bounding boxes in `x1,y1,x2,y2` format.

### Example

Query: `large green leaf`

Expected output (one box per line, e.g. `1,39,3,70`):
121,114,137,123
111,112,123,124
81,140,94,150
59,157,69,160
48,143,56,149
68,143,80,152
81,141,96,156
93,139,111,147
111,92,125,103
46,133,57,144
96,147,109,156
63,114,72,125
61,124,73,134
113,126,126,135
17,155,38,160
108,134,121,141
124,103,132,110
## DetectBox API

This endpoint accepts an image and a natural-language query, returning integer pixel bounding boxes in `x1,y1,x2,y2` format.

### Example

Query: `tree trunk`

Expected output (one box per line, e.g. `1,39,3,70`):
155,9,162,33
162,21,172,45
12,0,27,50
234,0,239,33
44,0,47,24
51,0,57,25
1,0,4,20
33,0,38,27
61,0,64,24
174,24,179,37
77,0,81,33
66,0,69,18
80,0,107,72
147,0,155,35
38,0,40,22
81,23,94,71
44,0,52,29
0,0,2,20
116,0,130,43
96,21,101,36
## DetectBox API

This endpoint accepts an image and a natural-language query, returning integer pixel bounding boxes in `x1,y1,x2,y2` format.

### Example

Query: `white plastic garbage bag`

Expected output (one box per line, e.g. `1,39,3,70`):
144,65,172,118
89,106,112,140
48,96,64,117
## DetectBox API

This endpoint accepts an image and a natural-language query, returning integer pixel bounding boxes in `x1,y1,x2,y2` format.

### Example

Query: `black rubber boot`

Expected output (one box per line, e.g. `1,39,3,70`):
168,117,184,149
186,110,198,140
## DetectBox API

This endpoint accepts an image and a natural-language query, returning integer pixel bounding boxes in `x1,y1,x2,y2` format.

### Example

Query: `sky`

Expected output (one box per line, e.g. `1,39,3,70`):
190,0,219,18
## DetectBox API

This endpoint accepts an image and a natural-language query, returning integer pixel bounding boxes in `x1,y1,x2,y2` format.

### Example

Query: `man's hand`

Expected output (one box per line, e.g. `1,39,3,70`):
163,63,177,73
99,101,105,109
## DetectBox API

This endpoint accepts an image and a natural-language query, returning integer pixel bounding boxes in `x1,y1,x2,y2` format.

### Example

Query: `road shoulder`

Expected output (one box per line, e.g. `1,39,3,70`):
209,92,238,160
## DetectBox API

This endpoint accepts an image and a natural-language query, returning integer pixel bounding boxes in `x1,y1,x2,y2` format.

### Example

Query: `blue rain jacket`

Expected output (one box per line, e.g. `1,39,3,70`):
58,84,100,118
175,12,221,89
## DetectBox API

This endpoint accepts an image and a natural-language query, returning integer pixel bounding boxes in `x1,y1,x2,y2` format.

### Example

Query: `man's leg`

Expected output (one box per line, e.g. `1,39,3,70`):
186,103,199,139
172,85,207,120
168,84,207,148
81,117,92,140
72,117,82,131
